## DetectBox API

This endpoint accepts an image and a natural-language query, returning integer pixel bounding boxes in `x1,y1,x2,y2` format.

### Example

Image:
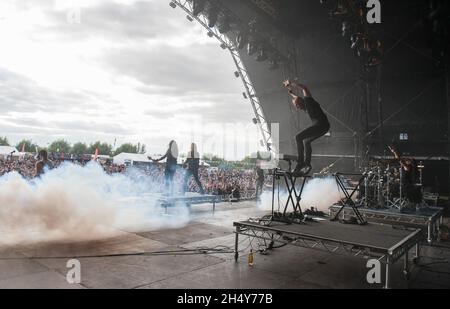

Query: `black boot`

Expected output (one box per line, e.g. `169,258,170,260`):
292,163,311,177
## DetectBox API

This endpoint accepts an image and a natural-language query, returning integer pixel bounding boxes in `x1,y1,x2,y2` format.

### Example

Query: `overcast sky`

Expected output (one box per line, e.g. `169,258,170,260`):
0,0,260,159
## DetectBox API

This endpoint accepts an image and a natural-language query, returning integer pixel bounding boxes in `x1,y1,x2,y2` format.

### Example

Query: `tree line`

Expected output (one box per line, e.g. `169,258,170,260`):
0,136,146,156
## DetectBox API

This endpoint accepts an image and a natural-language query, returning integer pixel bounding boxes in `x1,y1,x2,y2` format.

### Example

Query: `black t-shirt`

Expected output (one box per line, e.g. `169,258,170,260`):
165,150,177,167
304,97,329,124
186,157,200,171
256,168,264,181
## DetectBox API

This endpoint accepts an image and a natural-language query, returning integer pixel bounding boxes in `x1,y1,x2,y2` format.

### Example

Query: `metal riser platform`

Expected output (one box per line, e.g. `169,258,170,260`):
158,194,220,212
234,219,422,289
329,205,444,243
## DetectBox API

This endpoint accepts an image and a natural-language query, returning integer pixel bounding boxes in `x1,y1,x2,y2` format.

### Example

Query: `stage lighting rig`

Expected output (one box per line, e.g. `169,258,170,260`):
217,14,232,34
169,2,177,9
322,0,383,67
205,3,219,28
247,35,258,56
191,0,206,16
236,33,248,50
342,21,351,37
255,47,268,62
247,42,257,56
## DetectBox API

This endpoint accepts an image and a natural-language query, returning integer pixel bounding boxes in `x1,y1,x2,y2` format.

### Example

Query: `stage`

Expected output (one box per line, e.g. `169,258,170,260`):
157,193,221,212
0,200,449,288
329,205,444,243
233,219,422,289
115,192,221,212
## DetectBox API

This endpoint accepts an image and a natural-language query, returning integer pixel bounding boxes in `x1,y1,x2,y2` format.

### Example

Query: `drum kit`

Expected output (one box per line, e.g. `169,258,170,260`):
358,158,424,210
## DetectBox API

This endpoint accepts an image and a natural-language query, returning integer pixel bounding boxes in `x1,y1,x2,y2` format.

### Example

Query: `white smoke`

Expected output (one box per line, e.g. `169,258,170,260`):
0,162,190,245
258,177,342,213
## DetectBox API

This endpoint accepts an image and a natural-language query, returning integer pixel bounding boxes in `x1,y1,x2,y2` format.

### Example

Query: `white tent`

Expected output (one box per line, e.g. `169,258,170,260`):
113,153,151,165
0,146,20,160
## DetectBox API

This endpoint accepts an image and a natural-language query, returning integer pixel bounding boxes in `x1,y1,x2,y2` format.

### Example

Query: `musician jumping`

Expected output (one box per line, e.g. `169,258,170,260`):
283,80,330,177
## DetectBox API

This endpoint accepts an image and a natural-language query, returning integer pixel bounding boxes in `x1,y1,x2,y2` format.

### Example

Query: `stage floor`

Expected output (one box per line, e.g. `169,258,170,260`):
0,201,449,289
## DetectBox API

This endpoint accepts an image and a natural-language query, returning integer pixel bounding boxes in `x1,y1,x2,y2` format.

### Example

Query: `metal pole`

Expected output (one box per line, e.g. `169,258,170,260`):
234,227,239,262
377,65,384,152
384,257,391,289
446,51,450,211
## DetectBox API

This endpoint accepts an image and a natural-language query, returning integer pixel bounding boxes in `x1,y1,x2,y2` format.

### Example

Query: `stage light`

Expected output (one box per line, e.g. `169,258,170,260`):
234,71,240,78
192,0,206,16
169,2,176,9
247,42,257,56
236,33,248,50
252,118,258,124
217,14,231,34
206,5,219,28
220,43,227,49
342,21,350,37
207,31,214,37
255,48,268,62
186,15,194,22
242,92,248,99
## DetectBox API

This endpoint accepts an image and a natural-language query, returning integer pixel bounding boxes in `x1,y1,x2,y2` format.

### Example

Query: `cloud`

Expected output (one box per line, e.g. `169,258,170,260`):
102,43,241,95
0,0,258,158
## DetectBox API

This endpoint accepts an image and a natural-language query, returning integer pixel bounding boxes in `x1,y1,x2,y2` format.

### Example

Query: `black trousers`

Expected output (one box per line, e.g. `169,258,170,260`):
164,164,177,195
256,179,264,198
183,169,205,194
296,122,330,166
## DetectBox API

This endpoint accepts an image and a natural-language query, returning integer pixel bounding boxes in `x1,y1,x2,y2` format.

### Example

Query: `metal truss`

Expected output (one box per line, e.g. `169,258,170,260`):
234,221,422,288
170,0,276,155
235,224,389,262
329,206,444,243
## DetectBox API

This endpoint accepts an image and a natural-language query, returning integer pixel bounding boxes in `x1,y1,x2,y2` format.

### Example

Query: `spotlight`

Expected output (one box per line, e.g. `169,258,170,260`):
247,41,257,56
342,21,350,37
206,5,219,28
234,71,240,78
169,2,176,9
242,92,248,99
186,15,194,22
220,43,227,49
252,118,258,124
255,48,268,62
236,33,248,50
192,0,206,16
207,31,214,37
350,34,361,50
217,14,231,34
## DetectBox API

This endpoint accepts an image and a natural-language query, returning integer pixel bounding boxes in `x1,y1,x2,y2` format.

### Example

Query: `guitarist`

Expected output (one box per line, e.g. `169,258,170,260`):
388,145,422,207
182,143,205,195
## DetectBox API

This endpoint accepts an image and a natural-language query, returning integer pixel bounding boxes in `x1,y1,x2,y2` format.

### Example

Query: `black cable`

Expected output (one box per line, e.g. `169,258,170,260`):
0,246,238,260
